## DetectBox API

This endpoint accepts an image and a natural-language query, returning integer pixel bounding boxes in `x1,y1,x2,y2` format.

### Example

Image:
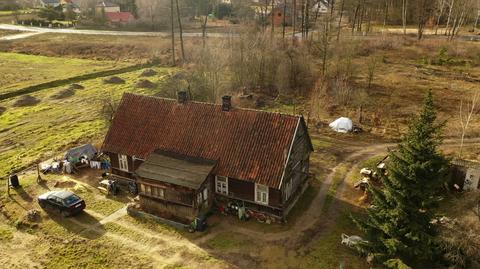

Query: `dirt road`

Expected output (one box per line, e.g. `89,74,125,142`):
0,24,236,38
199,137,480,244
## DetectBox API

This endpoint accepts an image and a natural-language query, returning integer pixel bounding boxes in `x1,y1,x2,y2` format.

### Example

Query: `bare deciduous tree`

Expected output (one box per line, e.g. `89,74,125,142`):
175,0,185,61
459,91,480,157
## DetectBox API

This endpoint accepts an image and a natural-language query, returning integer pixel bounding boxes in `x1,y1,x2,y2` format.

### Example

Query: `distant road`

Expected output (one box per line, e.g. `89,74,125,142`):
0,24,236,38
0,31,43,40
0,23,477,41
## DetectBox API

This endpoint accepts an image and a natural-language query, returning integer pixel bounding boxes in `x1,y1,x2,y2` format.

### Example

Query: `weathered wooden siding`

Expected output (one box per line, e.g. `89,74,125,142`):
139,196,196,224
138,178,195,206
269,188,282,207
281,119,311,208
228,177,254,201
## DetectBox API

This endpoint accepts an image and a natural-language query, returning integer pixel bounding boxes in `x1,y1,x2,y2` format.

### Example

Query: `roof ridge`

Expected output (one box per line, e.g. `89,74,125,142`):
123,92,303,118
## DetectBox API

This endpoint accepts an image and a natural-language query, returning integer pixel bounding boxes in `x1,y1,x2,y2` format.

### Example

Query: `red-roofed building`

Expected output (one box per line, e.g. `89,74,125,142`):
102,92,313,224
105,11,135,24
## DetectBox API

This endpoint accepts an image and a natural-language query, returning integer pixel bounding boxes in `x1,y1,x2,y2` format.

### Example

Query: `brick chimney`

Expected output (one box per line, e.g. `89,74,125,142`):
177,91,188,104
222,95,232,111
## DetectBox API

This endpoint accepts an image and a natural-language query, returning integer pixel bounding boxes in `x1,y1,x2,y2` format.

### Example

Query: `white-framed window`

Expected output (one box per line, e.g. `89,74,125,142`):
140,183,165,199
118,154,129,172
255,183,269,205
145,185,151,195
215,176,228,195
158,188,165,198
203,188,208,201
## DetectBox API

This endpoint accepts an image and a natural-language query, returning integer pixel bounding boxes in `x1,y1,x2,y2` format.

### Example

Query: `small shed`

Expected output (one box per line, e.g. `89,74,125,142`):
451,159,480,191
65,144,97,163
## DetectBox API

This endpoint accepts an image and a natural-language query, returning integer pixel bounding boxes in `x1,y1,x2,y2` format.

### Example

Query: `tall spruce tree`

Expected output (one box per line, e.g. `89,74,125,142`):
354,90,449,266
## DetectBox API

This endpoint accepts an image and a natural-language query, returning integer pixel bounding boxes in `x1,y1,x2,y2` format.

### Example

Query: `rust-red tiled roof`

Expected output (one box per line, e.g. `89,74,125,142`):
105,12,134,22
102,93,301,189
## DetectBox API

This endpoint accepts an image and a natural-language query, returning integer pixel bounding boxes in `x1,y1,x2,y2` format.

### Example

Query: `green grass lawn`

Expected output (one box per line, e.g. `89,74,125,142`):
0,66,175,178
0,52,131,95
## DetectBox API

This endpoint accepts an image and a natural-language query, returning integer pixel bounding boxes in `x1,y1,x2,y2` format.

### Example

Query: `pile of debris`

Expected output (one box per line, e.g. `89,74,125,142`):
136,79,156,89
50,88,76,100
104,76,125,84
69,83,85,90
13,95,41,107
140,69,158,77
41,144,111,175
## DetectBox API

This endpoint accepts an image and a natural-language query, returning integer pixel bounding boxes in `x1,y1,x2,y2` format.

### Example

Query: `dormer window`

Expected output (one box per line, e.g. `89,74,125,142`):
118,154,128,172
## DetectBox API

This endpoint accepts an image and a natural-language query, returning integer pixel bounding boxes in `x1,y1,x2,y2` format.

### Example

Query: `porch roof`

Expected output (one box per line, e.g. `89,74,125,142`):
135,150,216,190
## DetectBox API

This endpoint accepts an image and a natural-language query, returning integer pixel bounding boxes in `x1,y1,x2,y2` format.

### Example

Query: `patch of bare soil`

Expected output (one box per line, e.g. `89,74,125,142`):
103,76,125,84
69,83,85,90
136,79,156,89
0,106,6,116
12,95,40,107
50,88,76,100
140,69,157,77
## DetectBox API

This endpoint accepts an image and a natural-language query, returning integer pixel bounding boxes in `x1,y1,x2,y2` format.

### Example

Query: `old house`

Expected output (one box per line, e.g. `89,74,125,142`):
95,1,120,13
105,11,135,24
102,92,313,224
39,0,61,8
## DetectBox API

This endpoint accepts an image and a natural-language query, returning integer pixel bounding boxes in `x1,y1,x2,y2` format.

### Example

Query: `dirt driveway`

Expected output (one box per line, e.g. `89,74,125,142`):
1,136,478,268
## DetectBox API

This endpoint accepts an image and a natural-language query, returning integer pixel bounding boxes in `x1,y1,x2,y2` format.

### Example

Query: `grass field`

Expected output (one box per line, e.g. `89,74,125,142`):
0,33,172,61
0,52,132,95
0,65,176,178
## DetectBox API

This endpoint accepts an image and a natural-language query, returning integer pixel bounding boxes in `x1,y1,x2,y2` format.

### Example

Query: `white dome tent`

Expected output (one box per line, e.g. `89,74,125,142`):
329,117,353,133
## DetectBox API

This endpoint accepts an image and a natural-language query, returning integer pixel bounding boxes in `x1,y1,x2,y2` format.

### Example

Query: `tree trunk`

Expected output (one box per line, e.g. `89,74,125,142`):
300,0,305,37
383,0,389,32
202,15,208,48
282,0,287,39
435,0,445,35
305,0,310,37
451,1,467,40
271,0,275,38
337,0,345,41
352,1,360,35
170,0,176,65
293,0,297,39
264,0,269,31
474,4,480,32
366,8,372,34
445,0,455,35
357,0,365,33
175,0,185,61
402,0,408,35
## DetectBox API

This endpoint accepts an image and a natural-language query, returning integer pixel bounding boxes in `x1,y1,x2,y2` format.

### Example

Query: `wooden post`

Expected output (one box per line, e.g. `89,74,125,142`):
37,163,42,183
6,177,9,196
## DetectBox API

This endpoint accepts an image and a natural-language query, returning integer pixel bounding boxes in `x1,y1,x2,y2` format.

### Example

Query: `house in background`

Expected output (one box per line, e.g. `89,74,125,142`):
39,0,61,8
267,0,329,27
102,92,313,224
105,11,135,24
95,1,134,25
61,0,81,14
95,1,120,13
